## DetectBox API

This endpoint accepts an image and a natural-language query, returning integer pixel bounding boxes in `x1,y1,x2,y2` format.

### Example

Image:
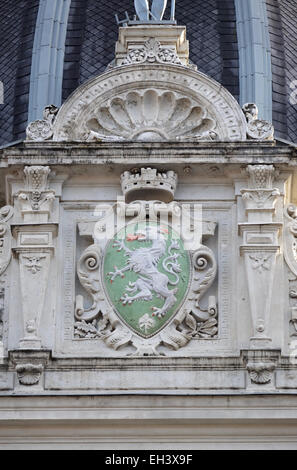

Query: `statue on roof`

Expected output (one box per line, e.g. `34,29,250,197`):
134,0,168,21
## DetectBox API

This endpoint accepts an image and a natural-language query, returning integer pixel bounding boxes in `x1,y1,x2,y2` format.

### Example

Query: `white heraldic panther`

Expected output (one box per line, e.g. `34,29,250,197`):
108,225,182,318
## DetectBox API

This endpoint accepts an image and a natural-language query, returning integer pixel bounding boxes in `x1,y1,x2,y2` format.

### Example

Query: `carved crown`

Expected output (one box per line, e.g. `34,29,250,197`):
121,168,178,203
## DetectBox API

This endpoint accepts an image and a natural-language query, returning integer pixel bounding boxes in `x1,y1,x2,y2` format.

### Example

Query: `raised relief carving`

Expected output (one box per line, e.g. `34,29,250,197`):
122,38,183,66
26,105,59,141
242,103,274,141
249,253,272,273
23,255,46,274
83,89,217,143
0,205,14,276
246,361,276,385
52,65,247,142
75,200,218,355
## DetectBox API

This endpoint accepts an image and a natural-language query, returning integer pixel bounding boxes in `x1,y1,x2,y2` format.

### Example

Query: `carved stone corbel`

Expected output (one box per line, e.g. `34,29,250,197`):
242,350,280,388
246,361,276,384
239,165,281,348
9,350,50,387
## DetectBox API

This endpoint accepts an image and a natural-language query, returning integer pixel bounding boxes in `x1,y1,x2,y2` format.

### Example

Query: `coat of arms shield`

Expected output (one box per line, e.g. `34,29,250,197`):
103,221,191,338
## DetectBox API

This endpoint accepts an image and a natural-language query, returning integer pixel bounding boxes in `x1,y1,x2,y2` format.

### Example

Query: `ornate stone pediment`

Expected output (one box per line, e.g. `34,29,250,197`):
49,64,246,143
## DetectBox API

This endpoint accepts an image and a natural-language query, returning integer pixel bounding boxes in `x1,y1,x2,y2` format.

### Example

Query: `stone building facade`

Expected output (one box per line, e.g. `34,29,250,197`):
0,0,297,449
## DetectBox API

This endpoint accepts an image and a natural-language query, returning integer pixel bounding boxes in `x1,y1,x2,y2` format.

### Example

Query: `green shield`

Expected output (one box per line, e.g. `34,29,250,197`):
103,221,191,338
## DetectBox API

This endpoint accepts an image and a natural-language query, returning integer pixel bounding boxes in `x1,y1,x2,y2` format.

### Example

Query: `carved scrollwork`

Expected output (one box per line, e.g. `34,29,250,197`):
75,244,105,321
75,203,218,355
180,245,218,339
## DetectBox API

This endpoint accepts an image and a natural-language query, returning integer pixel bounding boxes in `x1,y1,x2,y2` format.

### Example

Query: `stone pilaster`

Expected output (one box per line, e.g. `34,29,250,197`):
12,166,58,349
239,165,281,348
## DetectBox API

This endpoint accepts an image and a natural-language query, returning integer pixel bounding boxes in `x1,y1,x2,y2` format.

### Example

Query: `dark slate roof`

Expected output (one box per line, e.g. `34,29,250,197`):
278,0,297,143
63,0,239,102
0,0,296,146
0,0,39,147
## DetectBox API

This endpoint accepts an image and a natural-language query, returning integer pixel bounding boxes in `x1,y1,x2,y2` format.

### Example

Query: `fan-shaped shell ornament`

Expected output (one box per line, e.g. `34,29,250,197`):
84,90,217,142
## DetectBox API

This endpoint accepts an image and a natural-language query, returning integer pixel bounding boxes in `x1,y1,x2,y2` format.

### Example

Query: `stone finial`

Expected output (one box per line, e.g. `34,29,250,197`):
26,105,59,141
121,168,177,203
242,103,274,141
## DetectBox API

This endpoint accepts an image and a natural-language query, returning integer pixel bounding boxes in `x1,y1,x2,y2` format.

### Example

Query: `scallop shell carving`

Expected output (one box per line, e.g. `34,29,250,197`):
83,90,217,142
